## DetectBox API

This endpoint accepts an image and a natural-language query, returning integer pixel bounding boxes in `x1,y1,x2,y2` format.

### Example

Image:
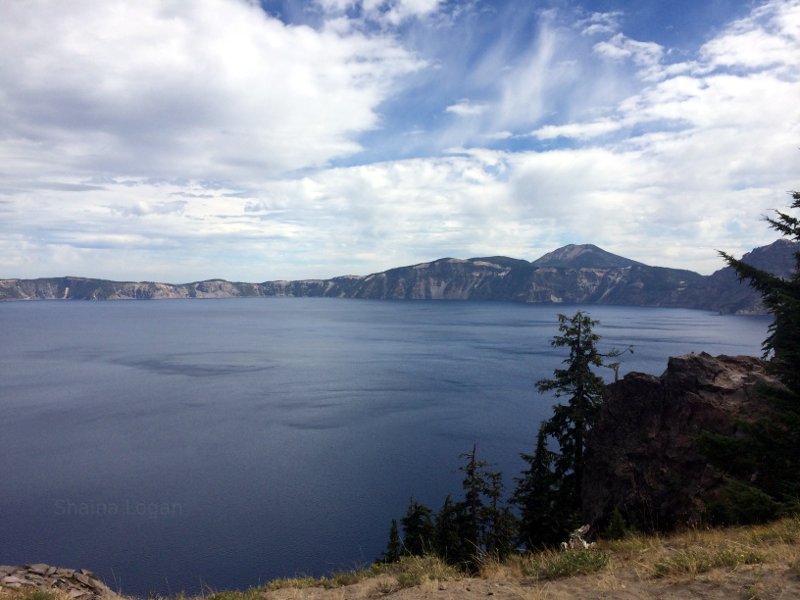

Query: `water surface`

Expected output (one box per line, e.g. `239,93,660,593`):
0,299,769,595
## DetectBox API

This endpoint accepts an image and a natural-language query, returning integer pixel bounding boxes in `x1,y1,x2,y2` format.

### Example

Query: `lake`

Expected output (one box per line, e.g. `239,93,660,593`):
0,298,769,595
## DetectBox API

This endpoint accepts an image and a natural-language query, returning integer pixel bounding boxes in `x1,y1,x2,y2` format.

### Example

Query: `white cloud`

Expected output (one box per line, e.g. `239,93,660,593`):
445,100,488,117
2,0,799,283
316,0,443,27
699,0,800,72
578,11,622,36
531,119,624,140
593,33,664,80
0,0,422,181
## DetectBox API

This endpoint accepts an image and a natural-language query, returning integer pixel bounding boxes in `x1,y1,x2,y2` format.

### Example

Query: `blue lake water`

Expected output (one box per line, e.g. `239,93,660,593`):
0,298,770,595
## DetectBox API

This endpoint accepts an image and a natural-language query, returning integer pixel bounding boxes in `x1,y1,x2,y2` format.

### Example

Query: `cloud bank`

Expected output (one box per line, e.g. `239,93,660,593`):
1,0,798,281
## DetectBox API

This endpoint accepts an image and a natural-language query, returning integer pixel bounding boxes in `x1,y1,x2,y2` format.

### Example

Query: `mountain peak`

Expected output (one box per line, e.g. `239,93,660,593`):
531,244,645,269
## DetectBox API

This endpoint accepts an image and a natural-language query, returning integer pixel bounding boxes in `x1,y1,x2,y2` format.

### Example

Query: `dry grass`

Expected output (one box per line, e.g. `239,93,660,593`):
0,591,69,600
515,548,610,580
171,519,800,598
5,518,800,600
259,554,461,596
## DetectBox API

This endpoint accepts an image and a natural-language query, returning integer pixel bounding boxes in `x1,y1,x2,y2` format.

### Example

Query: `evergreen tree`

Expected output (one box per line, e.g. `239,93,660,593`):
719,190,800,394
400,498,436,556
513,424,574,548
378,519,402,563
535,311,605,506
434,495,472,566
484,471,518,559
388,448,517,569
514,311,608,547
459,444,489,552
701,191,800,521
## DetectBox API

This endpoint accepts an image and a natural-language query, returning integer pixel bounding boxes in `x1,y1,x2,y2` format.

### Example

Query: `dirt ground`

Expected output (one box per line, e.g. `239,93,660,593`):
264,563,800,600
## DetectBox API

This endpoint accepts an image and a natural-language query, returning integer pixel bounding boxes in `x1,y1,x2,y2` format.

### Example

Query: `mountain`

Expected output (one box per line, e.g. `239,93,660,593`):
1,241,796,313
697,239,798,314
531,244,645,269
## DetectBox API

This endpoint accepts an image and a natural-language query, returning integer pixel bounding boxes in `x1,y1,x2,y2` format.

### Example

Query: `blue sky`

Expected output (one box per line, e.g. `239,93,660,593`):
0,0,798,282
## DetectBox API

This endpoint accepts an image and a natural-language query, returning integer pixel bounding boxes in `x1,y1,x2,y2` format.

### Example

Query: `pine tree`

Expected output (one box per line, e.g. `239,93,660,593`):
439,445,519,568
535,311,605,506
390,448,517,569
434,495,471,566
459,444,488,552
719,190,800,394
400,498,436,556
701,191,800,521
378,518,402,563
513,424,573,548
484,471,517,559
514,311,608,547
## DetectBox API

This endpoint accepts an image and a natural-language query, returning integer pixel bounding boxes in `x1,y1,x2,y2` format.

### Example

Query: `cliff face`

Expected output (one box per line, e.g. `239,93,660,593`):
2,240,796,311
0,277,267,300
582,353,780,531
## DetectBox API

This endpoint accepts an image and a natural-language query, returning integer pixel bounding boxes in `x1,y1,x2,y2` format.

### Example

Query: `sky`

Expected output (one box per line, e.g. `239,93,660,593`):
1,0,798,282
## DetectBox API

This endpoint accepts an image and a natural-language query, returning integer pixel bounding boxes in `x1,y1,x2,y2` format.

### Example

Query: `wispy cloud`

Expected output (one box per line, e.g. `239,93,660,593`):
445,100,488,117
578,11,622,36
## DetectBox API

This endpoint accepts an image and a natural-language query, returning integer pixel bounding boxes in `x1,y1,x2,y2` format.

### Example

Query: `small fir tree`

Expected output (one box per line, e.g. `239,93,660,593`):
379,518,402,563
460,444,489,552
434,495,472,566
400,498,436,556
484,471,518,559
513,424,574,548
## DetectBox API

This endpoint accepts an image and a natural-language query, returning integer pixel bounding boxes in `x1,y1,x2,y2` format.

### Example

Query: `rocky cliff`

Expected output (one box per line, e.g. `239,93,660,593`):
0,276,268,300
582,352,781,532
2,240,796,312
0,564,120,599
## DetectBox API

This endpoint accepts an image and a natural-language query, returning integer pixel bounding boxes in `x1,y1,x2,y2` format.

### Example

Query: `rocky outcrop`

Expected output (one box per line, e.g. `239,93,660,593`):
582,353,782,532
2,241,796,311
0,564,120,599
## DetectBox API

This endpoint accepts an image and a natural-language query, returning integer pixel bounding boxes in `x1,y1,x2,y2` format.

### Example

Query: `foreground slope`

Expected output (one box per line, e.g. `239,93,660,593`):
3,519,799,600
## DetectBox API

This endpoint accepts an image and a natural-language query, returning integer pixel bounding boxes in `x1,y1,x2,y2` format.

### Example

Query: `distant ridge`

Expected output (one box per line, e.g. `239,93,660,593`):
1,240,796,314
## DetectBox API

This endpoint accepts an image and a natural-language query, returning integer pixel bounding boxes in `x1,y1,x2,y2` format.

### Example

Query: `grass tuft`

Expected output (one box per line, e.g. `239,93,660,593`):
520,548,610,581
652,542,763,578
1,592,65,600
207,588,264,600
264,576,319,591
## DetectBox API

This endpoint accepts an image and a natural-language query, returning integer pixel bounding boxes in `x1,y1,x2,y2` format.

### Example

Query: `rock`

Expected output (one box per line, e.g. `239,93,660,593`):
27,564,49,576
0,564,120,599
582,353,782,532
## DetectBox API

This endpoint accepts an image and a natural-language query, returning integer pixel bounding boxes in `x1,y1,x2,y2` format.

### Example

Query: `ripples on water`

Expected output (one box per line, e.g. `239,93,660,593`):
0,299,769,594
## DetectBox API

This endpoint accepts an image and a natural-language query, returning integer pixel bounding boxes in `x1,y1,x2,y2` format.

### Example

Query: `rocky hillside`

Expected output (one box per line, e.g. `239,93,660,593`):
1,241,796,313
695,239,798,314
582,352,781,532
